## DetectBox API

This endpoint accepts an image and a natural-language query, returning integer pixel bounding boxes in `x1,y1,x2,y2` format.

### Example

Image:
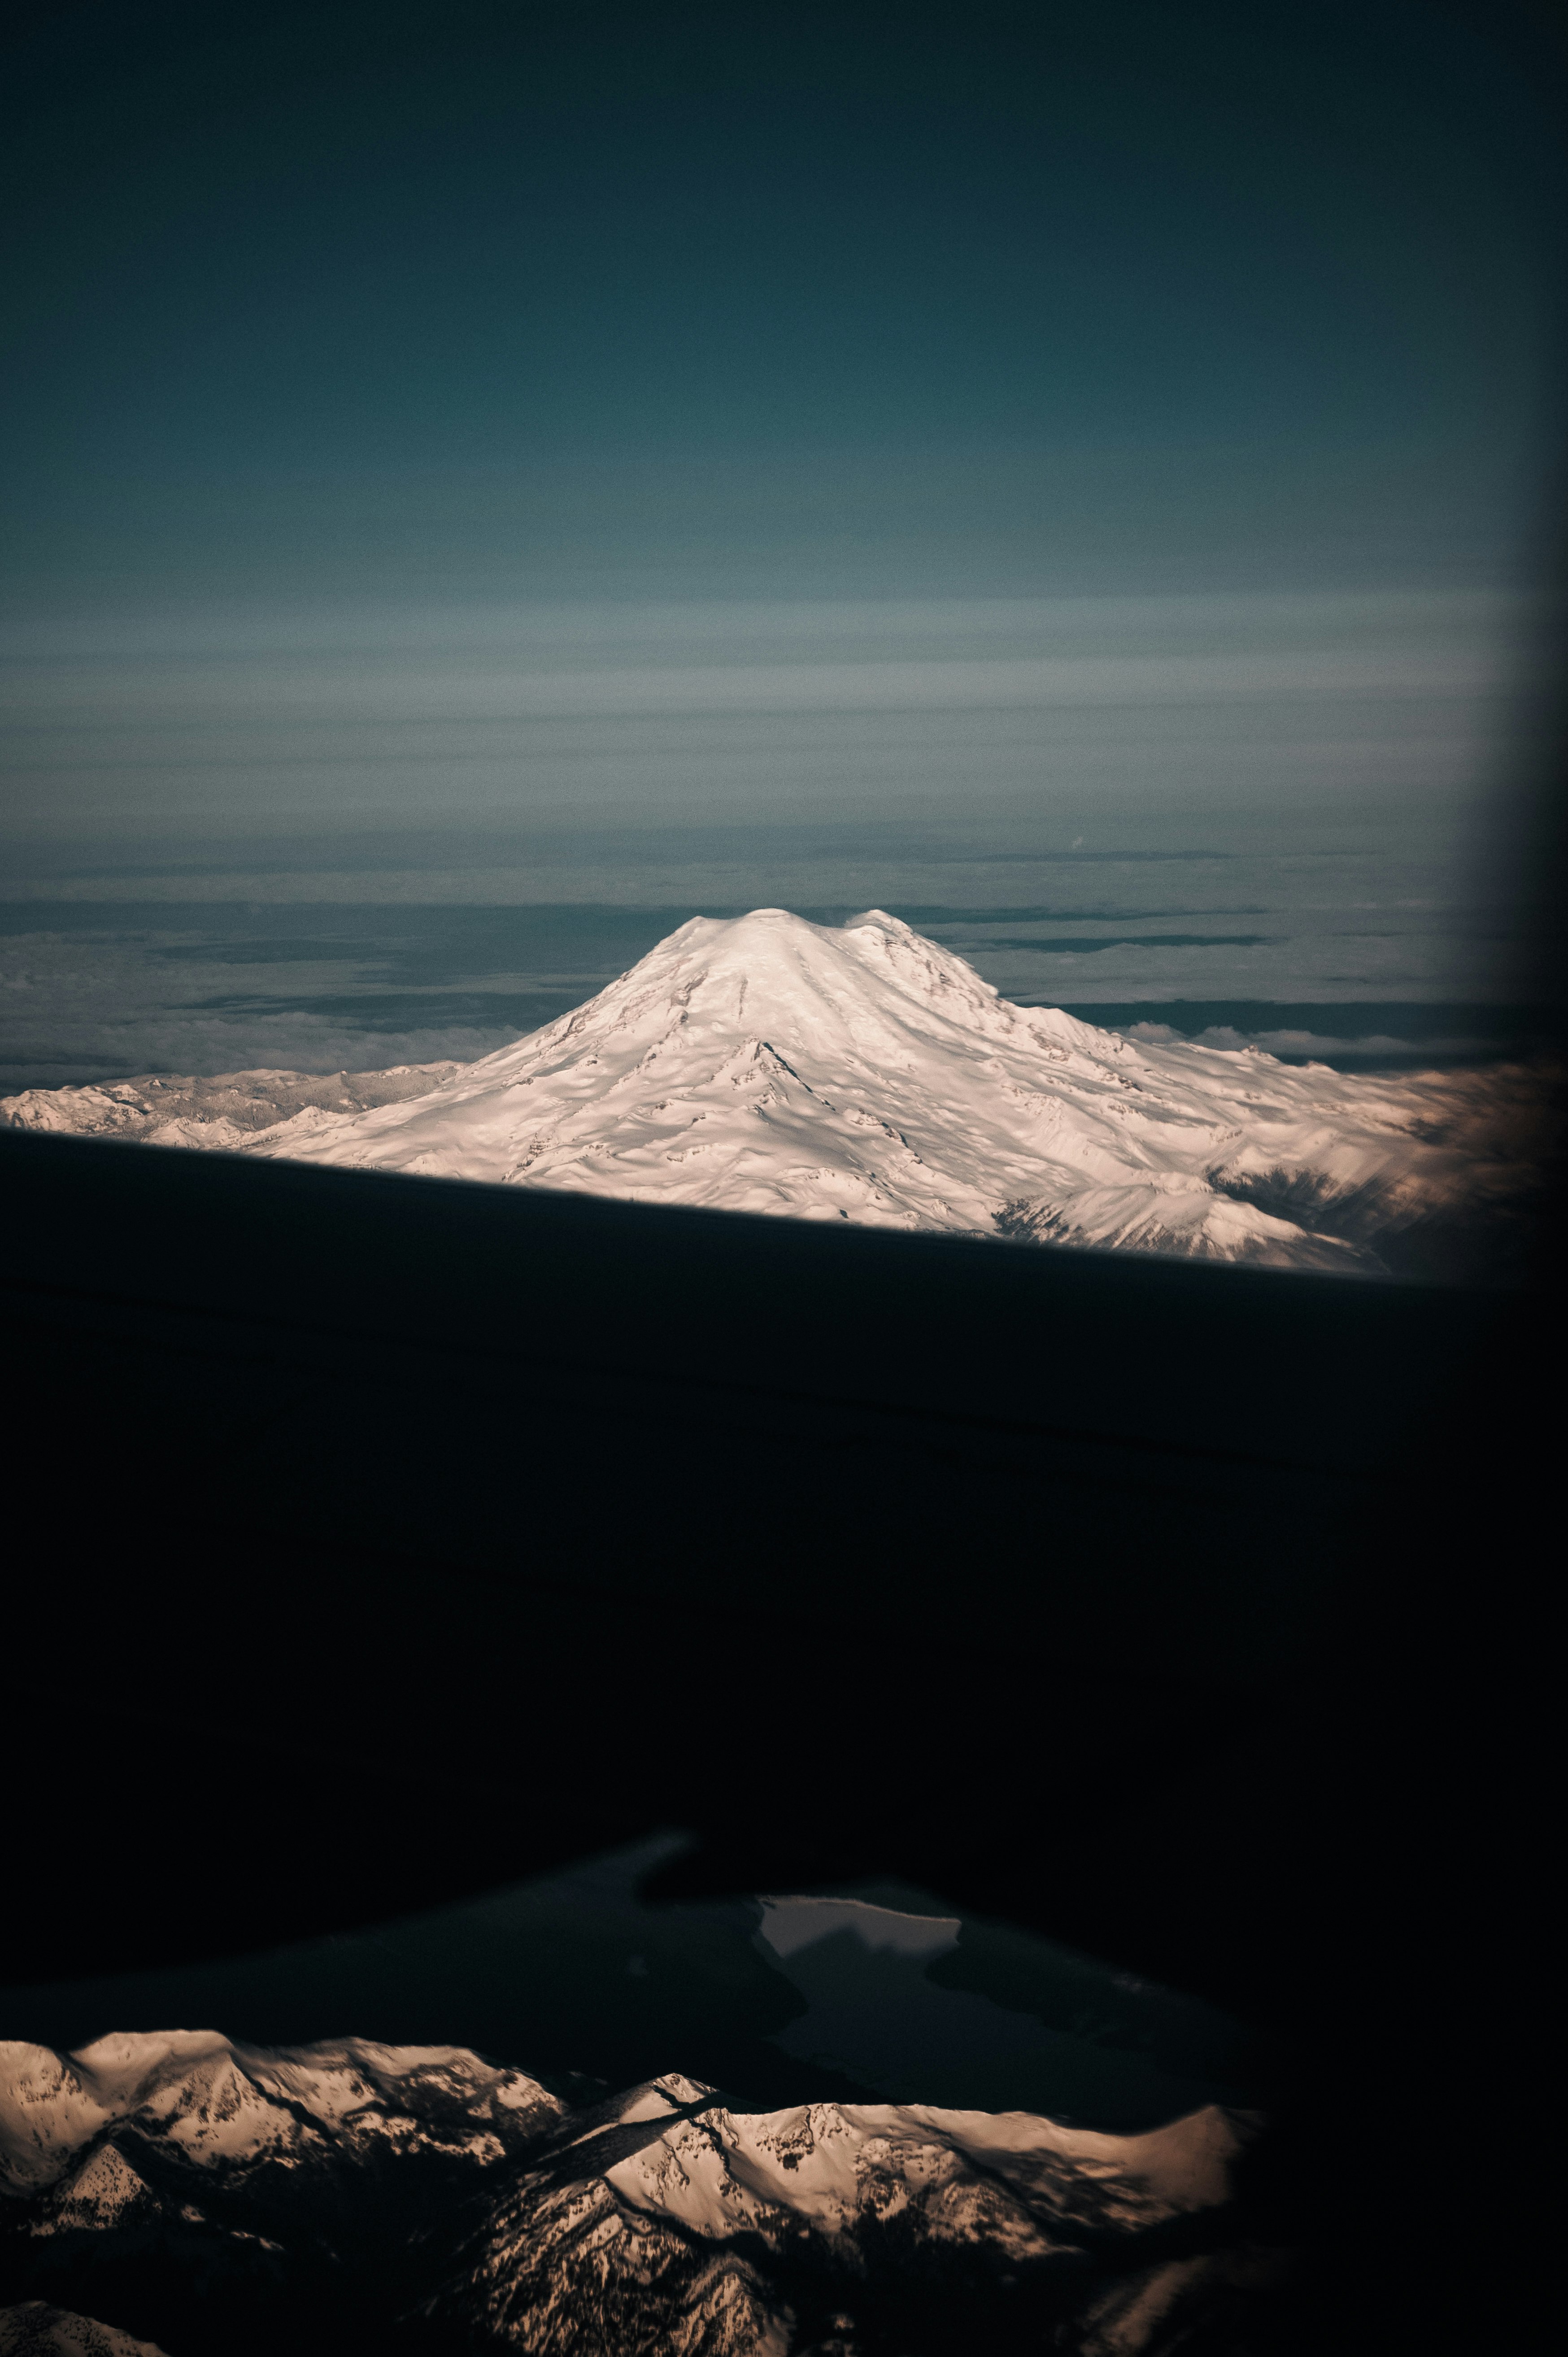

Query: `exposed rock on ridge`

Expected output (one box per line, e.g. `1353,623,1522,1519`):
0,2031,1272,2357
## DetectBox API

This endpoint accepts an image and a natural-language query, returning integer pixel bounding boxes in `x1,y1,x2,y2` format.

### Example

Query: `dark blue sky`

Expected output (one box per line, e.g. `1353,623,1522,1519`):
4,0,1564,606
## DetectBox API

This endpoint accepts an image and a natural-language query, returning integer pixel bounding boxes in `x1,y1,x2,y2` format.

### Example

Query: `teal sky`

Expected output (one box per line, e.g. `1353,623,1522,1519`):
4,0,1563,612
0,1,1563,1083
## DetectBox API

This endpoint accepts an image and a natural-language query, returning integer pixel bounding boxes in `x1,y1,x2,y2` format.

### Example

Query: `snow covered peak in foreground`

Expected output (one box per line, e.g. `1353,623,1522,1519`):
0,2030,1273,2355
2,908,1542,1271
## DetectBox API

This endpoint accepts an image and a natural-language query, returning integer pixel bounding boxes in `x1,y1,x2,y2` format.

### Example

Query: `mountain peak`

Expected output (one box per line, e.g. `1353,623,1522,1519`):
0,2031,1263,2355
1,911,1532,1272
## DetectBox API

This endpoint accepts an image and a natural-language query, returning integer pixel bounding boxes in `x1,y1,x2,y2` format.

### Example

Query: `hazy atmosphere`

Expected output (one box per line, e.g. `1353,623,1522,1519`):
3,2,1563,1091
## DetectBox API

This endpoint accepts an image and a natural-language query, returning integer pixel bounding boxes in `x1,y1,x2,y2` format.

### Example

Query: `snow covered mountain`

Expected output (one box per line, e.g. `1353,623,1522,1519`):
1,908,1538,1272
0,2030,1274,2356
0,1060,462,1148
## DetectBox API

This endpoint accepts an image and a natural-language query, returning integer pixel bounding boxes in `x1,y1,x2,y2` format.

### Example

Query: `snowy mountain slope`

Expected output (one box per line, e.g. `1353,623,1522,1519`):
0,1062,460,1152
3,908,1537,1270
433,2069,1254,2355
0,2303,169,2356
0,2031,1273,2356
0,2030,561,2190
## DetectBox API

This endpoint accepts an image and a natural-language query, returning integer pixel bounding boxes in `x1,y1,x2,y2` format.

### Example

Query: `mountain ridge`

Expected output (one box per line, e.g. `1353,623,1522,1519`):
0,2030,1272,2356
1,908,1539,1273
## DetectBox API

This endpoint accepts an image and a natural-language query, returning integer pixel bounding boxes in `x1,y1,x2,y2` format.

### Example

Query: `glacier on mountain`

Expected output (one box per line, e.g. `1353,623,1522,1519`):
0,2030,1276,2356
1,907,1538,1272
